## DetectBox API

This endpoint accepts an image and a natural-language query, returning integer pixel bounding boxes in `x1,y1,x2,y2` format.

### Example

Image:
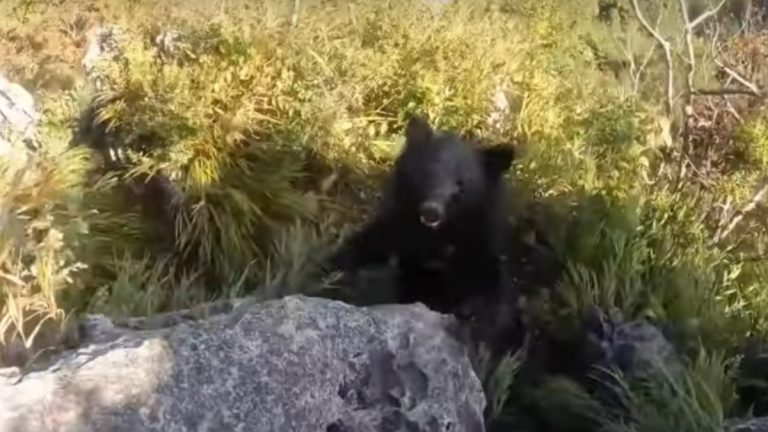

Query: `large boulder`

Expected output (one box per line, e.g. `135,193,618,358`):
0,295,486,432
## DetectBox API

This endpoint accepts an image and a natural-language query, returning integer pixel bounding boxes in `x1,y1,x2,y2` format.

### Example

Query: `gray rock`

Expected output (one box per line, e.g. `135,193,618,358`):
584,306,680,379
154,30,188,62
608,320,680,377
728,417,768,432
82,25,126,92
0,75,38,160
83,25,188,90
486,84,510,133
0,295,486,432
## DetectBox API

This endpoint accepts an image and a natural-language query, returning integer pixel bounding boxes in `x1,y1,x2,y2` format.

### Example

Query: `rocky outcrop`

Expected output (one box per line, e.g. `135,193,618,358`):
0,75,38,163
0,295,486,432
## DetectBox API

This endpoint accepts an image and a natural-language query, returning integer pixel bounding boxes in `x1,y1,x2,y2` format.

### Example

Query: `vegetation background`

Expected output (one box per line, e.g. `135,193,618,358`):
3,0,768,430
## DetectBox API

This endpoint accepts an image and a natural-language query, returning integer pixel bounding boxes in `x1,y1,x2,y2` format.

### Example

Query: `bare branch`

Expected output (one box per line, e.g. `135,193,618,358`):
718,63,762,96
634,44,657,94
736,0,753,36
679,0,728,99
714,181,768,243
690,88,765,96
680,0,695,88
614,11,663,95
708,19,763,97
680,0,740,102
612,33,642,93
720,75,745,124
612,33,635,69
291,0,301,27
678,0,702,155
713,196,734,233
630,0,673,116
630,0,668,46
688,0,727,29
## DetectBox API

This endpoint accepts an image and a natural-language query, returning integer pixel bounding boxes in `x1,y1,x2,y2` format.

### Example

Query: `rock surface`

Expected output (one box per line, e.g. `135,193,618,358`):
0,295,486,432
82,25,125,92
583,307,680,379
738,337,768,416
0,74,38,161
728,417,768,432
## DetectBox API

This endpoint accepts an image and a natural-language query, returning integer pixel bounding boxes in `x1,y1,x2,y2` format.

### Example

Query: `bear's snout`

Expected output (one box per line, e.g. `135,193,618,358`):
419,201,444,229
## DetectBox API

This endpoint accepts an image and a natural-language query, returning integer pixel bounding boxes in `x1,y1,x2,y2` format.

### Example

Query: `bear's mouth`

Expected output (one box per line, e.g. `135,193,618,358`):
420,216,443,229
418,202,444,229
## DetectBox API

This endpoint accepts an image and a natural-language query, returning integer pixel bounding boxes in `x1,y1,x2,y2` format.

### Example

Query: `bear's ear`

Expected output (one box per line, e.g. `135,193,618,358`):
479,144,515,177
405,115,433,146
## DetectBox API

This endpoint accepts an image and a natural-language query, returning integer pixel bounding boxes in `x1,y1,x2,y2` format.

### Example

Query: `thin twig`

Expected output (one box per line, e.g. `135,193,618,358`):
720,75,745,124
291,0,301,27
630,0,674,116
689,0,727,29
614,12,661,95
679,0,697,151
679,0,728,146
634,39,657,94
680,0,696,100
690,88,766,96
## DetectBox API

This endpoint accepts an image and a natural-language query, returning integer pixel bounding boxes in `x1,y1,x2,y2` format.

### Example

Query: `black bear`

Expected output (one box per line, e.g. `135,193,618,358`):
329,115,516,313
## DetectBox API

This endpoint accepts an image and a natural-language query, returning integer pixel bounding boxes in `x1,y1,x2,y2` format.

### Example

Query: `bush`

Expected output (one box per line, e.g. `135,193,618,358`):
74,0,533,295
0,136,92,365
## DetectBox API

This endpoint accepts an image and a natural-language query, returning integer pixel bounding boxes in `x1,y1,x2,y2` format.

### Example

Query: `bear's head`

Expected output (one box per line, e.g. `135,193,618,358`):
391,115,516,229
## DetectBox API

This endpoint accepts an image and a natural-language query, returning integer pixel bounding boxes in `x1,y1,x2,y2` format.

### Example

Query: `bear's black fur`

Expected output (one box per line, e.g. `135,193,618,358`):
328,115,516,314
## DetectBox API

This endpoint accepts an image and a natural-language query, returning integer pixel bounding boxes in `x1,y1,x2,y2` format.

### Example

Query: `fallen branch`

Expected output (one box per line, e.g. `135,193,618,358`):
690,88,765,97
709,19,763,97
714,181,768,243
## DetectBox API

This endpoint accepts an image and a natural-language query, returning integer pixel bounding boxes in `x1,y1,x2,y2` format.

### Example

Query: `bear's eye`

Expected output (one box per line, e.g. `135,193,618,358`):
455,179,464,193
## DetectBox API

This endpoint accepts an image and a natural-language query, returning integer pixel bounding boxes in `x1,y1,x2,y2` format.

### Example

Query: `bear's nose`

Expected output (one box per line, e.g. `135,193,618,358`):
419,202,444,229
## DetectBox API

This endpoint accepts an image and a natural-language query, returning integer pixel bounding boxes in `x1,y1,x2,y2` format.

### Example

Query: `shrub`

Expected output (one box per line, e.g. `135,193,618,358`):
0,137,93,364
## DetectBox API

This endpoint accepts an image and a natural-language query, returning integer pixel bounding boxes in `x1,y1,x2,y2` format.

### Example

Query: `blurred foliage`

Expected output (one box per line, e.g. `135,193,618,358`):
522,348,737,432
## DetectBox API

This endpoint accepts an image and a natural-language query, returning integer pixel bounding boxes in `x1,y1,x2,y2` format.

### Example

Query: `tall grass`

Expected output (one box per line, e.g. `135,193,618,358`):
513,348,737,432
72,0,534,295
0,137,93,364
